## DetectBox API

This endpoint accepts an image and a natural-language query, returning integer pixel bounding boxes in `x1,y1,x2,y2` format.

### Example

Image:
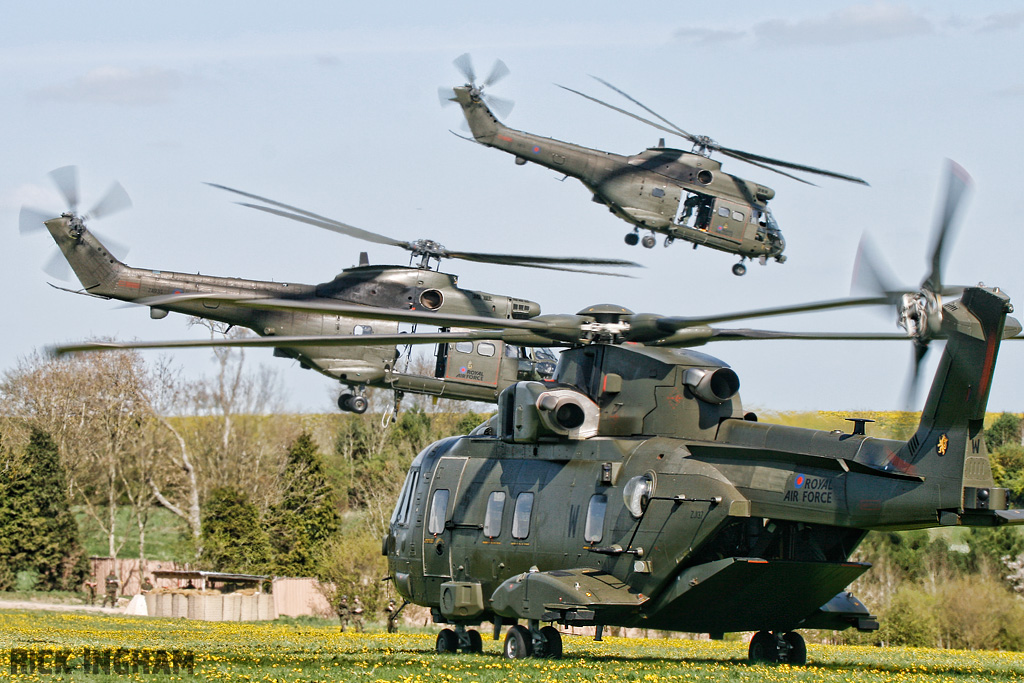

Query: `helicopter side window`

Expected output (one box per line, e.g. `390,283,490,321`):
427,489,450,535
484,491,506,538
477,342,496,357
732,211,744,222
584,494,607,543
511,492,535,539
454,341,473,354
390,469,419,526
717,206,730,217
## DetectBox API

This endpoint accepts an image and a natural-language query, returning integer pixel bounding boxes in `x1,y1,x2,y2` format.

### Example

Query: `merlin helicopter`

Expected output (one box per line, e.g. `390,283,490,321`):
20,167,640,413
439,55,868,275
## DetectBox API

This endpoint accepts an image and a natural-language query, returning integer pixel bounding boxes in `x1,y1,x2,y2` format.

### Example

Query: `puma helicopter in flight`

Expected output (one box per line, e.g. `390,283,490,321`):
21,167,639,413
440,55,868,276
53,165,1023,663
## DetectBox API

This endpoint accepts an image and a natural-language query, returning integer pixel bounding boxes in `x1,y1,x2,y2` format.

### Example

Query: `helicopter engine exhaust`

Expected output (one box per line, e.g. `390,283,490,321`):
536,389,599,437
683,367,740,404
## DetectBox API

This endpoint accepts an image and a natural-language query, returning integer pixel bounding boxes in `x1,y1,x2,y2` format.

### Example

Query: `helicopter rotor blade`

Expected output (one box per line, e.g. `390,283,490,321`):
51,330,507,357
453,53,476,85
922,159,972,295
851,234,903,302
557,84,683,142
483,93,515,120
590,76,695,142
483,59,510,88
718,150,816,186
42,249,73,281
19,207,55,235
48,165,80,213
445,250,641,269
903,339,932,410
716,146,868,185
86,181,133,221
652,295,889,330
206,183,411,249
438,86,458,106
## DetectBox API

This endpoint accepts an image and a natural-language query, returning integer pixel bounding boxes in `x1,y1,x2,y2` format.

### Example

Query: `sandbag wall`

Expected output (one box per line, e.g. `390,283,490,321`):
144,592,276,621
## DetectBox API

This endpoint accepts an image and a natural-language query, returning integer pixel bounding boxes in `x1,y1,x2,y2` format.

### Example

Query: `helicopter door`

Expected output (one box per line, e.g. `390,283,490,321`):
423,456,468,589
443,340,503,388
708,198,748,242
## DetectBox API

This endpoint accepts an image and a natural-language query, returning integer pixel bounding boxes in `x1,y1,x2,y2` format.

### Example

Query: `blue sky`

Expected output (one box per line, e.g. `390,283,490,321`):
3,1,1022,413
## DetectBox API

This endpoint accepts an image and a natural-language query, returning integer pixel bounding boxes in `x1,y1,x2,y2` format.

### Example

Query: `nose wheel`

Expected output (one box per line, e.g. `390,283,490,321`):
732,262,747,276
748,630,806,665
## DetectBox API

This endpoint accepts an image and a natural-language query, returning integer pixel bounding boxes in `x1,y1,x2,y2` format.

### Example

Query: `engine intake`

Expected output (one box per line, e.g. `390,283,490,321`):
683,367,740,404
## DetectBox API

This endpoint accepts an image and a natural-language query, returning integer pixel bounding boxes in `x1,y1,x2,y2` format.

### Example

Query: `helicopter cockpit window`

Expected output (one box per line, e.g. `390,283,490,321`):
484,491,505,538
454,341,473,354
390,469,419,526
511,492,535,539
427,489,450,535
533,347,557,362
584,494,607,543
505,344,523,358
354,325,373,335
477,342,496,357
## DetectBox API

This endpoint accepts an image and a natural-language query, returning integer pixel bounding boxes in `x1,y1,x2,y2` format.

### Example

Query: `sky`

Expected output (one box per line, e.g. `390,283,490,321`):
2,1,1022,415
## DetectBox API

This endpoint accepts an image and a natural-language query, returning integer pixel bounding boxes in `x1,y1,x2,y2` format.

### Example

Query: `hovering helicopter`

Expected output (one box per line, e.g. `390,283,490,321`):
20,167,639,413
440,55,868,276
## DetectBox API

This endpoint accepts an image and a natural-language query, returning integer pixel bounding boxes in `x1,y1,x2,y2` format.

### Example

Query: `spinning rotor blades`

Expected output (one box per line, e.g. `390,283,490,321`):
207,183,641,276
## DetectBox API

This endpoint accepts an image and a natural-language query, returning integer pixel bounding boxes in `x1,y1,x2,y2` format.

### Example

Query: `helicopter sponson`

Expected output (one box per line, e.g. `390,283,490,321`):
384,285,1021,663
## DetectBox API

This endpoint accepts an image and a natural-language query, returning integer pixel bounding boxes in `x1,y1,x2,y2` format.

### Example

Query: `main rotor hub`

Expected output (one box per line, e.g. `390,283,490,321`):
576,304,634,343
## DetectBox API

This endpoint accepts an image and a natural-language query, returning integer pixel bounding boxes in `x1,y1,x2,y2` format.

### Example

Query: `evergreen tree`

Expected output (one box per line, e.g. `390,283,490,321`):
200,487,271,573
0,428,88,590
269,433,340,576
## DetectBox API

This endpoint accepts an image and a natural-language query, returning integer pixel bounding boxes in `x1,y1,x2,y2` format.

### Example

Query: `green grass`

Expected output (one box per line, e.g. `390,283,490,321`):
2,608,1024,683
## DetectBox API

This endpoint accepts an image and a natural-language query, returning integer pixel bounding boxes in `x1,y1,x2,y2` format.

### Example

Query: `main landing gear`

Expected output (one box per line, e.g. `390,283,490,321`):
337,391,368,414
748,630,806,665
435,625,483,654
624,230,657,249
732,261,747,276
503,622,562,660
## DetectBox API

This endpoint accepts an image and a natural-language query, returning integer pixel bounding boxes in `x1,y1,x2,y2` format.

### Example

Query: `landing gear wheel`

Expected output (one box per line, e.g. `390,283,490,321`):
349,395,368,414
641,234,656,248
748,630,777,663
538,625,562,659
464,629,483,654
624,232,639,246
503,625,533,659
732,262,747,276
337,393,352,412
782,631,806,665
664,236,675,247
436,628,458,654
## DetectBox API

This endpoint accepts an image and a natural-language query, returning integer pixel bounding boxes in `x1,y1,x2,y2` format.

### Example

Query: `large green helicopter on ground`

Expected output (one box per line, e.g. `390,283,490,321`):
440,55,868,276
21,167,639,413
54,167,1022,664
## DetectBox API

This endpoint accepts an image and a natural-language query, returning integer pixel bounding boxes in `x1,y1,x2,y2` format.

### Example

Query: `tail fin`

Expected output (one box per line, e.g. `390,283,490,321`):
904,286,1017,516
452,86,502,143
44,216,127,292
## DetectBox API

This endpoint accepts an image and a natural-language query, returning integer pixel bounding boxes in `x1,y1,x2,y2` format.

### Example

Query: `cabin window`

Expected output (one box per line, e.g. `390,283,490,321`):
505,344,522,358
651,187,665,198
731,211,744,222
717,206,730,217
454,341,473,354
484,491,506,538
354,325,373,335
427,489,450,535
477,342,496,357
390,469,419,526
584,494,607,543
512,492,535,539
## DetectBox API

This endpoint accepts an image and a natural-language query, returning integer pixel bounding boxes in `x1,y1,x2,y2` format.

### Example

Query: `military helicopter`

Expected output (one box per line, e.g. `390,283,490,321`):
20,167,639,413
440,55,868,276
52,162,1022,663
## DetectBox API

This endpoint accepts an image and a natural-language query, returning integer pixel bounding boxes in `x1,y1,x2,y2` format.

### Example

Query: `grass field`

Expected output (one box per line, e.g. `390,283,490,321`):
3,609,1024,683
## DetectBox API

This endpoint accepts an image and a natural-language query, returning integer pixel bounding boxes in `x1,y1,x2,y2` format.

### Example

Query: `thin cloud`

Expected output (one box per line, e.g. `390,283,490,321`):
673,27,747,47
29,66,183,106
977,10,1024,33
753,2,934,46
